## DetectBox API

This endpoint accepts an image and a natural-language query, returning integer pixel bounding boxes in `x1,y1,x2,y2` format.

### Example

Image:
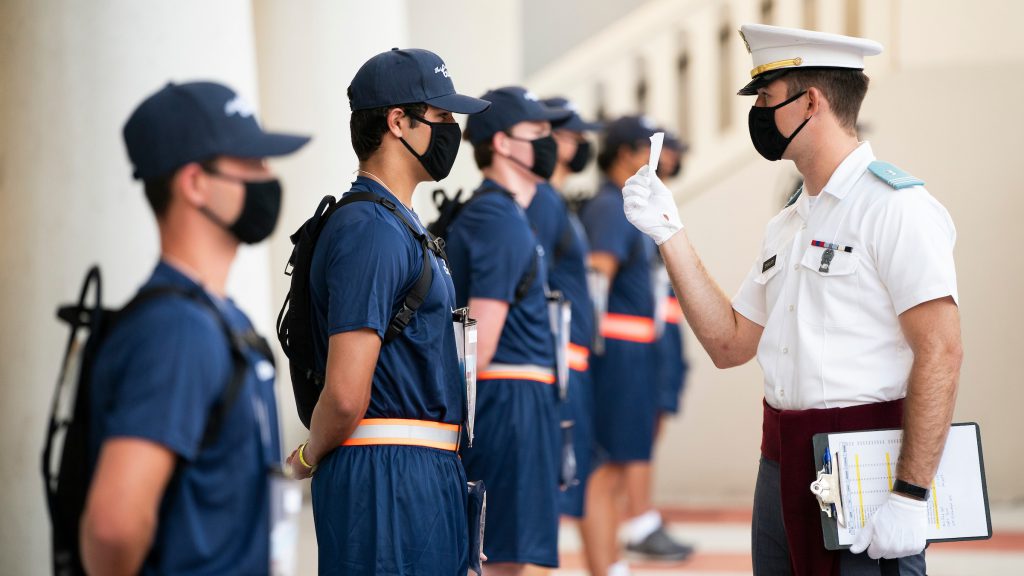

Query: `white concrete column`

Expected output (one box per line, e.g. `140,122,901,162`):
251,0,410,450
0,1,266,571
407,0,526,210
641,29,680,131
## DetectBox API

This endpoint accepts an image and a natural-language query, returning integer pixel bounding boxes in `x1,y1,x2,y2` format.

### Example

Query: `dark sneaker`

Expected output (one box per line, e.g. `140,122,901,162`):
625,526,695,561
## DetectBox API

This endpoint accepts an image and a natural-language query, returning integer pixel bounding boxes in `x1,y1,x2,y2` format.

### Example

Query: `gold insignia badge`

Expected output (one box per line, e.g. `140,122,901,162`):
738,29,751,54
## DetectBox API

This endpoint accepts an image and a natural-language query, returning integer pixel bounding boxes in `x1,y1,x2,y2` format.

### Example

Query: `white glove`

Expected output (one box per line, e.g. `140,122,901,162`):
621,165,683,245
850,492,928,559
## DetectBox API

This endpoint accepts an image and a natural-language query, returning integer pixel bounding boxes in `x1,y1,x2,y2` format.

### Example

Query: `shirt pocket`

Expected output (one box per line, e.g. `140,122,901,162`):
798,245,863,327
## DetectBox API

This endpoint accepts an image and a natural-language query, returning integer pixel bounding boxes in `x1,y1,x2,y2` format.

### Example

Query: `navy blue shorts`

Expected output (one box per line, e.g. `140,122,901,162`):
559,367,594,518
591,339,658,463
311,445,468,575
460,378,560,567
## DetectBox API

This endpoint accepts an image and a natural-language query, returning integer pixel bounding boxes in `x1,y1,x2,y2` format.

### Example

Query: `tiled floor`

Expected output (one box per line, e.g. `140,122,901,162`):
553,506,1024,575
295,503,1024,574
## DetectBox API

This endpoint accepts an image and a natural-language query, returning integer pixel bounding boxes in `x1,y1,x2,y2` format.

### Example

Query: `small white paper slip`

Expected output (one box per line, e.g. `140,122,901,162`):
648,132,665,174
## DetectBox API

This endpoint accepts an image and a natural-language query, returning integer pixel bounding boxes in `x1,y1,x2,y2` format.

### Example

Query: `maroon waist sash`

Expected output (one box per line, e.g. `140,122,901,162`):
761,397,904,576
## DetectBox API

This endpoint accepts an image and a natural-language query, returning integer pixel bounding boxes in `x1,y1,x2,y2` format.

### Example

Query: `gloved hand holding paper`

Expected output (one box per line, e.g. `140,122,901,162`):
621,133,683,245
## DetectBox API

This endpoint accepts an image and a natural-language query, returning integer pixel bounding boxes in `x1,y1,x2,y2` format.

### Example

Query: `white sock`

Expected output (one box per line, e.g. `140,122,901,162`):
624,509,662,544
608,560,632,576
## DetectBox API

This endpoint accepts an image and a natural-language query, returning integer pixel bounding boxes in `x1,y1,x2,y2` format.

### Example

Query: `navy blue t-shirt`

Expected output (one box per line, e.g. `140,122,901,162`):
90,261,280,575
579,180,656,318
309,177,464,424
446,179,554,367
526,183,594,348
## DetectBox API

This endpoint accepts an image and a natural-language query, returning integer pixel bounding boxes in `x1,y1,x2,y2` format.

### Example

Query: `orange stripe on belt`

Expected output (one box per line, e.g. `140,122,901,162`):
341,418,461,451
568,343,590,372
664,296,683,325
478,364,556,385
600,313,657,343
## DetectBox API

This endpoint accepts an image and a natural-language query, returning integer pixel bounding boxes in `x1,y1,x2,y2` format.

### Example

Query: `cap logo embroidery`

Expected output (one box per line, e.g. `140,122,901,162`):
224,95,255,118
524,91,540,102
434,64,450,78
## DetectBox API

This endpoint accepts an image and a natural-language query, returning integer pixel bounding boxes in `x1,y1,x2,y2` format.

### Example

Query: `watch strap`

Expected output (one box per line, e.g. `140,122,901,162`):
893,478,930,500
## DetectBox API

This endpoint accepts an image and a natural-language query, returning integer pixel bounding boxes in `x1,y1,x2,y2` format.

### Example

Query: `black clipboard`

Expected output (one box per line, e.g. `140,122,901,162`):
812,422,992,550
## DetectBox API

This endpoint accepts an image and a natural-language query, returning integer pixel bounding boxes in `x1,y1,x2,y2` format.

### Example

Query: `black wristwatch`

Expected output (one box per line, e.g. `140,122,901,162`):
893,479,930,501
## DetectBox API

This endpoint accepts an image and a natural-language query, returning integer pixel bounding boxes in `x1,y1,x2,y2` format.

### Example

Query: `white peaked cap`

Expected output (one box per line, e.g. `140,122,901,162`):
737,23,883,95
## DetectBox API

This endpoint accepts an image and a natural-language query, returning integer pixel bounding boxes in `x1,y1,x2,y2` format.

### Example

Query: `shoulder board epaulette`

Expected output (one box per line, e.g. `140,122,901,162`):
868,161,924,189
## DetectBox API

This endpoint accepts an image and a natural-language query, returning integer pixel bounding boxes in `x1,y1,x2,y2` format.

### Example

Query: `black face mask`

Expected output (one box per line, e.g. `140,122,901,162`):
399,112,462,181
505,133,558,180
567,140,592,173
200,168,282,244
748,90,810,161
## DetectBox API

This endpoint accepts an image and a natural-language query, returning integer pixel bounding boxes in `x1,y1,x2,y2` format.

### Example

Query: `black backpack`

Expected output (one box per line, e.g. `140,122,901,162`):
276,192,445,430
42,266,255,576
427,187,537,302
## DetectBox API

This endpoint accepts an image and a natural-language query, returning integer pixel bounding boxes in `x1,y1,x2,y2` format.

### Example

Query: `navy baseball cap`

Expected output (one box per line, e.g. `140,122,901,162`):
123,81,310,180
348,48,490,114
602,115,659,153
464,86,572,145
543,97,603,133
661,129,689,153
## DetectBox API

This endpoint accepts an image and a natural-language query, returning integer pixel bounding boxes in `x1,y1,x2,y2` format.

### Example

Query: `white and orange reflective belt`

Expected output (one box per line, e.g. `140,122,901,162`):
599,313,657,343
568,343,590,372
478,363,556,385
664,296,683,325
342,418,460,452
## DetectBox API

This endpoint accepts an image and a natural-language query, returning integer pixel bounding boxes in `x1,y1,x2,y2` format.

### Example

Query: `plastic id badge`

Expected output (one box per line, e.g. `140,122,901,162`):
453,307,478,447
587,268,610,355
269,468,303,576
651,262,670,338
546,291,571,401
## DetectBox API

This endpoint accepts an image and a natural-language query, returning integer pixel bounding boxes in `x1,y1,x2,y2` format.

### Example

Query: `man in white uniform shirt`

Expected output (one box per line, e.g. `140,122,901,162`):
619,24,961,576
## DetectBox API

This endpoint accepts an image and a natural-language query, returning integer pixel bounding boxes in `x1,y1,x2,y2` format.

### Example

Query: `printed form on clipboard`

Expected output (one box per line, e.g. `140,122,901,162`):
811,423,992,550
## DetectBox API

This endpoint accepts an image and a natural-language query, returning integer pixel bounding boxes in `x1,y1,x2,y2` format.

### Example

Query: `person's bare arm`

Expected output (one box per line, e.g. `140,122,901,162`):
469,298,509,371
895,296,962,487
658,231,763,368
81,438,176,575
588,251,619,281
293,329,380,471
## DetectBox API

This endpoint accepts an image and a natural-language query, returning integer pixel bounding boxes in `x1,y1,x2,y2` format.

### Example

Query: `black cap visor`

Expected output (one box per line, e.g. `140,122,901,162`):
425,92,492,115
531,106,573,125
555,115,604,133
737,69,790,96
222,131,312,159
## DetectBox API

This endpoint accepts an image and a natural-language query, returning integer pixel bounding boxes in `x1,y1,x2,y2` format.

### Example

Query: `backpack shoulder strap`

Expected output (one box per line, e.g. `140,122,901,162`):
123,284,251,449
331,191,440,343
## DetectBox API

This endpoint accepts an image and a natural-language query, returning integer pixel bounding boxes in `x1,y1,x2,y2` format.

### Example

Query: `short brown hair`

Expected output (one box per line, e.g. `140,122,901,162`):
783,69,869,132
349,101,427,162
143,176,173,217
471,138,495,170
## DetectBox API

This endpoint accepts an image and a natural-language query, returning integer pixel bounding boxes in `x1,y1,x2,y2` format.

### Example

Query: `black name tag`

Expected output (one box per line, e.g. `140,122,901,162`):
762,255,777,273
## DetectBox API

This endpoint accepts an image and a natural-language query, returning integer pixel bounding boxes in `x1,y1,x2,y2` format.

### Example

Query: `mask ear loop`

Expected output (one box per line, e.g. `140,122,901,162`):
498,131,544,180
774,91,812,144
397,112,433,162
